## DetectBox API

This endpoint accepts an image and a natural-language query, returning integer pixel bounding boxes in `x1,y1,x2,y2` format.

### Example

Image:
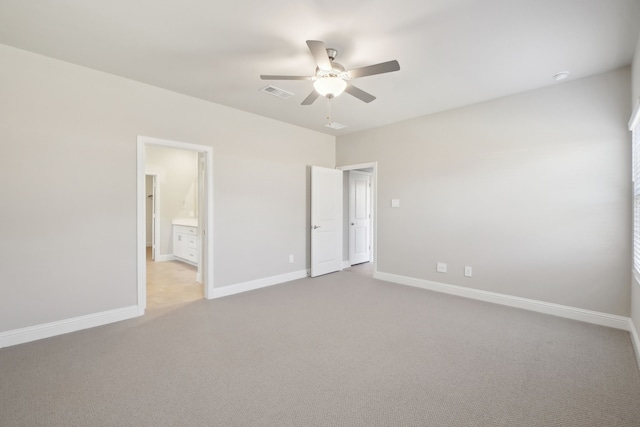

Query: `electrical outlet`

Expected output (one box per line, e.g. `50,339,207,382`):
464,266,472,277
289,254,294,264
436,262,447,273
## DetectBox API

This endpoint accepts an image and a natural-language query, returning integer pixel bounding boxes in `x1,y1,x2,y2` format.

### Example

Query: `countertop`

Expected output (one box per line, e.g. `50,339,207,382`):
172,218,198,227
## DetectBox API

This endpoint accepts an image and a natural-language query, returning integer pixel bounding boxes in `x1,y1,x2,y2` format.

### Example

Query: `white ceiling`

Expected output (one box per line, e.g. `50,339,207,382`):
1,0,639,135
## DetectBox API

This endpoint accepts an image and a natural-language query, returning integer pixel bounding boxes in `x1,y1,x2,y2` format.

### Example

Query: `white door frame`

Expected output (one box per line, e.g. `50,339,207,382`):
337,162,377,272
136,136,214,314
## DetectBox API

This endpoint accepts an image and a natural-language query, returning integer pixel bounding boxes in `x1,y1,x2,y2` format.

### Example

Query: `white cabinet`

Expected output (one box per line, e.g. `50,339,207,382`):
173,224,199,266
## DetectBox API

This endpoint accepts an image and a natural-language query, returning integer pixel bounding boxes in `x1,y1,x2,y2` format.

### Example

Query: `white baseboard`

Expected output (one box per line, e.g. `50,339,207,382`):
212,269,308,299
155,254,175,262
374,271,631,331
0,305,141,349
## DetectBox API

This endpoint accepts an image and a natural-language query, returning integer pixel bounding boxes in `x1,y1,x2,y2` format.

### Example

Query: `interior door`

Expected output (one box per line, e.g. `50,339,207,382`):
197,152,205,285
349,171,371,265
145,175,157,261
311,166,343,277
151,176,156,261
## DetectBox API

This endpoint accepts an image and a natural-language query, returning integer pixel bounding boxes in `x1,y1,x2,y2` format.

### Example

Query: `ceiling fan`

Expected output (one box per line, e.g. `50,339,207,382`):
260,40,400,105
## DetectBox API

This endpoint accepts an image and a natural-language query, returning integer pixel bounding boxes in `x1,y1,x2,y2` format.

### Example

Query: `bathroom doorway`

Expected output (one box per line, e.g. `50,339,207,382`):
137,136,214,313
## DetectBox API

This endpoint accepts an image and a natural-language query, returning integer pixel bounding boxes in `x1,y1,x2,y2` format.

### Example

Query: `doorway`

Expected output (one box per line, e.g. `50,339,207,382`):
338,162,377,276
136,136,214,314
348,170,372,265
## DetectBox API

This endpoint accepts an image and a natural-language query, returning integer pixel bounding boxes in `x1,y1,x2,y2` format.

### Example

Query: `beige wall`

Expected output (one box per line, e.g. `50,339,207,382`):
337,68,632,316
0,44,334,332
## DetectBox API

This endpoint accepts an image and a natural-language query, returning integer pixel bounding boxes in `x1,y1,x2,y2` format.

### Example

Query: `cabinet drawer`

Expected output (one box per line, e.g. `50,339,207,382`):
184,249,197,262
173,225,197,235
187,236,197,249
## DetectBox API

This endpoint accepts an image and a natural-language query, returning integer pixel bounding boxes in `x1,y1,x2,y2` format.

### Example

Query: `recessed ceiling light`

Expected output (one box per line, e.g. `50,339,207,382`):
553,71,570,81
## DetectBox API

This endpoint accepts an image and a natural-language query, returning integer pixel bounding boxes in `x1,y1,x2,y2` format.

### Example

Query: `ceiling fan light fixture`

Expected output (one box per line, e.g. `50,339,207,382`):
313,76,347,97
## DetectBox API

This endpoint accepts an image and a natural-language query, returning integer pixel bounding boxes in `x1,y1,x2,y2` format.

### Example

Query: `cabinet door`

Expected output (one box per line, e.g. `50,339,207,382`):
174,232,187,259
173,226,199,265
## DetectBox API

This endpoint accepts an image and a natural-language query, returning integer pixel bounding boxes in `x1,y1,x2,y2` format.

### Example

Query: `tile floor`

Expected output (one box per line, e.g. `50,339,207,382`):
146,247,203,310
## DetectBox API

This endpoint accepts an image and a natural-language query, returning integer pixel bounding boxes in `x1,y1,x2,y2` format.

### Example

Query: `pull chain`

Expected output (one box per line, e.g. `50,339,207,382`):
326,94,334,125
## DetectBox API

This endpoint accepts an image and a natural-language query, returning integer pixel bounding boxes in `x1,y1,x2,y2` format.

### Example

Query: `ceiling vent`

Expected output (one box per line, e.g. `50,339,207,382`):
260,85,294,99
325,121,348,130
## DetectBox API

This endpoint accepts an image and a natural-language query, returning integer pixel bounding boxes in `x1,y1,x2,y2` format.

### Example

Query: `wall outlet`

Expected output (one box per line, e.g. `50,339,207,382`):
289,254,294,264
436,262,447,273
464,266,473,277
391,199,400,208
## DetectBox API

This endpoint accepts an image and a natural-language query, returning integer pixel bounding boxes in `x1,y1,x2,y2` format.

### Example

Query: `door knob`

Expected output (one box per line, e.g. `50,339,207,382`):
313,225,321,229
351,223,355,225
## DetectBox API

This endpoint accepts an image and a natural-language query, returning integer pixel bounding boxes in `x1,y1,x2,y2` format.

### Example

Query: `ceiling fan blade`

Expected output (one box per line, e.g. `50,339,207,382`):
347,60,400,78
306,40,332,71
301,90,321,105
344,85,376,103
260,75,311,80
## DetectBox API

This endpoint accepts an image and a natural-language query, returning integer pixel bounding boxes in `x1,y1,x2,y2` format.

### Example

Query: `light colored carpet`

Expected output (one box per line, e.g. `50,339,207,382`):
343,261,374,276
1,272,639,426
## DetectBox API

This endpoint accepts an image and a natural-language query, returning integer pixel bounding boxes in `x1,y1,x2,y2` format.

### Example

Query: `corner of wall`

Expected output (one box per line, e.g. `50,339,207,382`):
632,32,640,104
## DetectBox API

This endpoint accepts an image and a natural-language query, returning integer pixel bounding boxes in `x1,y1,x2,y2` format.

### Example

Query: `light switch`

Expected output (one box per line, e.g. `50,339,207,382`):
391,199,400,208
464,266,472,277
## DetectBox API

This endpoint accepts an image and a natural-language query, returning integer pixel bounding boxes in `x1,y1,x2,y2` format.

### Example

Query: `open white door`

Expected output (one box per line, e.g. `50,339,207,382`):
198,151,214,299
150,176,157,261
349,171,371,265
197,153,205,284
311,166,343,277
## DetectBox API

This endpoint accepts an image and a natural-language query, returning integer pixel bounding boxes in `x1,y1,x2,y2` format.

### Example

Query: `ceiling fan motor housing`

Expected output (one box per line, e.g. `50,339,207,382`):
260,40,400,105
316,62,349,80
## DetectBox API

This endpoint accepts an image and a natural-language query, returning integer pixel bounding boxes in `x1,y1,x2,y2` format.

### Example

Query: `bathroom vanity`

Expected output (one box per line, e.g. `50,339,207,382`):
172,218,199,266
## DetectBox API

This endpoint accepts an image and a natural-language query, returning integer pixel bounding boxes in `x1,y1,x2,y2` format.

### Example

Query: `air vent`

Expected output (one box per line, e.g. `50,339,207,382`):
260,85,294,99
325,122,348,130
